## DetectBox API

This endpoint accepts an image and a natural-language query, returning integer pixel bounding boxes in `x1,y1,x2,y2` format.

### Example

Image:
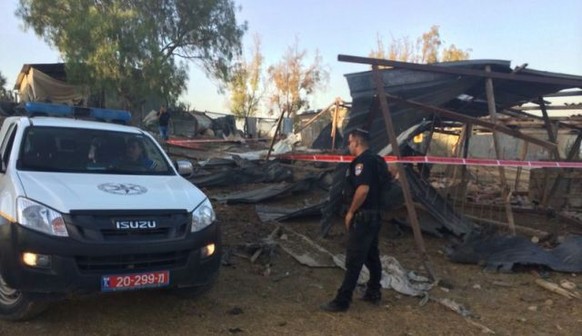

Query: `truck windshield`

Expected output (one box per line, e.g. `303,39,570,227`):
17,126,174,175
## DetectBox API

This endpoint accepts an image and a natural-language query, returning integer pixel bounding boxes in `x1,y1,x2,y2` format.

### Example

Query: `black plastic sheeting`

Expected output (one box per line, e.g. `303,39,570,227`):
311,122,343,150
189,159,293,188
447,233,582,273
319,163,474,238
255,201,327,222
404,168,473,237
211,175,320,204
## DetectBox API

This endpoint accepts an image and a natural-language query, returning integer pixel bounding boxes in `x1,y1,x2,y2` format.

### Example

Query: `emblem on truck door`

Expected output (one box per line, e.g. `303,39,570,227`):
98,183,148,195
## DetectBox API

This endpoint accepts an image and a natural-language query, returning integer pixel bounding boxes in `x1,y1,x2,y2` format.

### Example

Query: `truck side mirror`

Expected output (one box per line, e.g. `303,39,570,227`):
174,160,193,177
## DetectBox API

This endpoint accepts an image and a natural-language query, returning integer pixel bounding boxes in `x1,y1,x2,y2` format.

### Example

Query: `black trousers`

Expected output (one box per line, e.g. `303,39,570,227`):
335,214,382,304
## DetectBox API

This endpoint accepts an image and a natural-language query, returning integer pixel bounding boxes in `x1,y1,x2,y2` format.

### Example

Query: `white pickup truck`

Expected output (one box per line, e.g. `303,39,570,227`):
0,103,221,320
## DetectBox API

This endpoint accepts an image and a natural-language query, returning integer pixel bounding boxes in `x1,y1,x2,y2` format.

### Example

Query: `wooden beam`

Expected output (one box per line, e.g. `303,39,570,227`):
566,132,582,160
538,98,558,143
372,66,437,281
383,93,558,151
331,98,340,151
338,54,582,88
502,109,582,132
545,90,582,97
295,101,335,134
516,105,582,111
266,111,286,161
514,140,529,191
485,65,515,235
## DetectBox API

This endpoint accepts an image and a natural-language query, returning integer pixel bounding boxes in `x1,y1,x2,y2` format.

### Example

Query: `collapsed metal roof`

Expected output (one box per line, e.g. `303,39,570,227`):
341,58,582,152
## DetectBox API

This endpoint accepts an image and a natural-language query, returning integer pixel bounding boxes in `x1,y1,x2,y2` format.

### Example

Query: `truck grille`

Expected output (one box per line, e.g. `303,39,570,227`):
65,209,190,242
76,250,190,273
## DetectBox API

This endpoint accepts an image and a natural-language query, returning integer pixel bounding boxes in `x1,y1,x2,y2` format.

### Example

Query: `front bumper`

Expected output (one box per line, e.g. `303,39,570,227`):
0,222,221,295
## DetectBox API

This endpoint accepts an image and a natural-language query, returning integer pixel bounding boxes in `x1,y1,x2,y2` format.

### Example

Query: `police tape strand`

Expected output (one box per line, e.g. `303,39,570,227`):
276,154,582,168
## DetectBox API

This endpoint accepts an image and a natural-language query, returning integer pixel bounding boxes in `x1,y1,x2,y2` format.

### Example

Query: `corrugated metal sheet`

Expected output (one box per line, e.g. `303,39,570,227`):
342,59,582,153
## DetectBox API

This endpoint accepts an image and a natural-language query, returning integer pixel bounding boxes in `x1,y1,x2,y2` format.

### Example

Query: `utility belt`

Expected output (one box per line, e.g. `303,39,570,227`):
354,209,381,222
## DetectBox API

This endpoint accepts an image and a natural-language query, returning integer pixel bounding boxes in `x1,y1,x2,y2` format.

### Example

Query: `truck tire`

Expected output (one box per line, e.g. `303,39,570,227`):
0,273,48,321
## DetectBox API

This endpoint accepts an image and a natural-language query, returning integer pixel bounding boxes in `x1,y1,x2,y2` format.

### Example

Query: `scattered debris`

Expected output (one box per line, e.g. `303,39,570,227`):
492,281,514,288
276,226,337,268
255,201,326,222
213,176,320,204
333,255,434,296
534,278,580,299
447,233,582,273
559,279,576,290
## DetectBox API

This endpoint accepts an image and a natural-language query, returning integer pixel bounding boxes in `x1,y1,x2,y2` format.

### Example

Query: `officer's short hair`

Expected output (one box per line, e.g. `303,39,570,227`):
349,128,370,144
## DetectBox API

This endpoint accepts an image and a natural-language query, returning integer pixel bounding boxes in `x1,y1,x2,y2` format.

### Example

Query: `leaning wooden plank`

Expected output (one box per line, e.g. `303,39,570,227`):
534,278,580,299
429,296,496,334
464,318,496,335
277,226,337,268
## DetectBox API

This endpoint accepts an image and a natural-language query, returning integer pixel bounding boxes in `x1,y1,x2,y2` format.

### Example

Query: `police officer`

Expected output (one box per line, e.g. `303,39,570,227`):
321,128,383,312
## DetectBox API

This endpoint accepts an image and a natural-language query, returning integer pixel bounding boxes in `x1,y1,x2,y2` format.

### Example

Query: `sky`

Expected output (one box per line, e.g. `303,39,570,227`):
1,0,581,115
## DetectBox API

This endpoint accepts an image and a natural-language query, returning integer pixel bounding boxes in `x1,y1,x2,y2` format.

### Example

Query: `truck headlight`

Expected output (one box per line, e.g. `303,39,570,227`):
191,198,215,232
17,198,68,237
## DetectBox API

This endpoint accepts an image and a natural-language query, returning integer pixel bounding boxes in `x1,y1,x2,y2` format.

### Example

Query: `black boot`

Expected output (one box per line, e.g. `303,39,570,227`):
361,290,381,305
320,299,349,312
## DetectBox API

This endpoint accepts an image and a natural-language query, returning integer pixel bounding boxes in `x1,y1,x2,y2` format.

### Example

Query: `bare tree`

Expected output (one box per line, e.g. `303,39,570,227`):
228,34,264,117
267,38,328,118
370,26,470,64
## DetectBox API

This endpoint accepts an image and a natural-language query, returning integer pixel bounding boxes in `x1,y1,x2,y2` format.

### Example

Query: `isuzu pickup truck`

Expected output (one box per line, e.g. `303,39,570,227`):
0,103,220,320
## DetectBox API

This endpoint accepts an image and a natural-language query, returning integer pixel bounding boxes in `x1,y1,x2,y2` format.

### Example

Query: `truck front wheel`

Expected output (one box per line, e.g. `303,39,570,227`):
0,273,48,321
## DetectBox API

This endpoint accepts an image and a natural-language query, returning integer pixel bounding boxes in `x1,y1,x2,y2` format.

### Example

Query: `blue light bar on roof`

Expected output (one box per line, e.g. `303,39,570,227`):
23,102,132,124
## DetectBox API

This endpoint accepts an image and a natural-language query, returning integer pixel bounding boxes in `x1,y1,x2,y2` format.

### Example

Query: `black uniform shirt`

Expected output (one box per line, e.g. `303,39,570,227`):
348,149,381,211
158,112,171,126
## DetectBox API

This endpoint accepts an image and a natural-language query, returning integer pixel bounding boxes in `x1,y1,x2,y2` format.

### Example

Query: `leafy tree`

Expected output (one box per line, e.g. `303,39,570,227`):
441,44,471,62
0,71,12,101
419,25,442,64
267,38,328,118
0,71,7,98
370,25,471,64
228,34,264,118
16,0,246,111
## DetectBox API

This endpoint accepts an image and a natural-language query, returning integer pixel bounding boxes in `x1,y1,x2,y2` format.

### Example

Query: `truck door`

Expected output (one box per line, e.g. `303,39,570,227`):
0,122,19,222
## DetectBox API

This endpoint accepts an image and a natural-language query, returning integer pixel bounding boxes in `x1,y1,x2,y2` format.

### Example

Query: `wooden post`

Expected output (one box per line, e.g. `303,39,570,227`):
514,140,529,191
567,132,582,160
371,66,437,281
294,102,335,134
538,98,557,143
538,97,565,208
331,98,340,151
450,126,466,182
458,123,473,198
485,65,516,235
266,111,286,161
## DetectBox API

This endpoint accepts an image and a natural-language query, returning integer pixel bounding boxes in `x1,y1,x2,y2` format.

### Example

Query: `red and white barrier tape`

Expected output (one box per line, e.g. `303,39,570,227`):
167,138,268,145
277,154,582,168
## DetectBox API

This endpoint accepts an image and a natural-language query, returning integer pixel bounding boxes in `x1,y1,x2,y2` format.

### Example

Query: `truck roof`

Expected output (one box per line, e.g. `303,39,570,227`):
8,116,143,134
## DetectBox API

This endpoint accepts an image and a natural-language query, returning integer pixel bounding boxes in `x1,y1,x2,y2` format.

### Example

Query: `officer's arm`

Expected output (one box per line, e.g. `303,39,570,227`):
348,185,369,215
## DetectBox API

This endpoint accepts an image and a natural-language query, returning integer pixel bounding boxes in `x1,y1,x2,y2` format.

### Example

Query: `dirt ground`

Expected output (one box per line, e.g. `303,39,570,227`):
0,179,581,336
